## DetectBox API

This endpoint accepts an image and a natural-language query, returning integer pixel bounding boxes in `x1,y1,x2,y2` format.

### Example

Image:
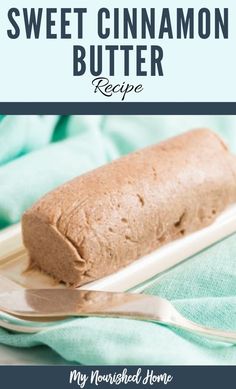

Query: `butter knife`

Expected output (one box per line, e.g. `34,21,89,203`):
0,288,235,343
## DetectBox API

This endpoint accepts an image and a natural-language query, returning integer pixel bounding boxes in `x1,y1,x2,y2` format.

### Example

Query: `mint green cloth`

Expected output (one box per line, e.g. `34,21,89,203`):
0,129,108,228
0,116,59,165
0,116,235,365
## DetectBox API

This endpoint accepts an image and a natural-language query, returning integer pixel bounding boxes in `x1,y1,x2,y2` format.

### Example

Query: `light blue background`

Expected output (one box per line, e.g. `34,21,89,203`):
0,0,234,102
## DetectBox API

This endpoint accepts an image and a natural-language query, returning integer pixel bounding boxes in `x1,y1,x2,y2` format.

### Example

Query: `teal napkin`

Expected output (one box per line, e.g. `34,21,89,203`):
0,116,59,165
0,116,235,365
0,128,109,229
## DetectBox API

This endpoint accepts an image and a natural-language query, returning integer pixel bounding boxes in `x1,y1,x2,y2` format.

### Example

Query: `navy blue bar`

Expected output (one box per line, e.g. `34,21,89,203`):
0,102,236,114
0,366,235,389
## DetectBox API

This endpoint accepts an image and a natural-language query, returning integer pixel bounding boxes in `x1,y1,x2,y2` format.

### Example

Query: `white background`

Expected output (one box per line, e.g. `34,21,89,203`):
0,0,235,102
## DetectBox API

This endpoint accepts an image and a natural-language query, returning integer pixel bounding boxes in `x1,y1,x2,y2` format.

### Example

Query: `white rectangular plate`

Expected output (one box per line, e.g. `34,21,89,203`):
0,204,236,292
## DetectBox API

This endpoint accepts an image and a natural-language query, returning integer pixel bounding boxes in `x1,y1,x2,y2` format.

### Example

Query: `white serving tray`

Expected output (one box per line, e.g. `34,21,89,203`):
0,204,236,292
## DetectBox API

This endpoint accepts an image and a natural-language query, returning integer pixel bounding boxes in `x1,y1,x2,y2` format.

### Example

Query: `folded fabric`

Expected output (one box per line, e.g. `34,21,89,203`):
0,129,108,228
53,116,103,141
101,115,236,154
0,116,235,365
0,116,59,165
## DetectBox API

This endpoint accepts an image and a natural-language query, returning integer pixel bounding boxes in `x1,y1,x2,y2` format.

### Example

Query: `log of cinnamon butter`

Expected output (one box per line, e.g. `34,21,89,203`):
22,129,236,286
